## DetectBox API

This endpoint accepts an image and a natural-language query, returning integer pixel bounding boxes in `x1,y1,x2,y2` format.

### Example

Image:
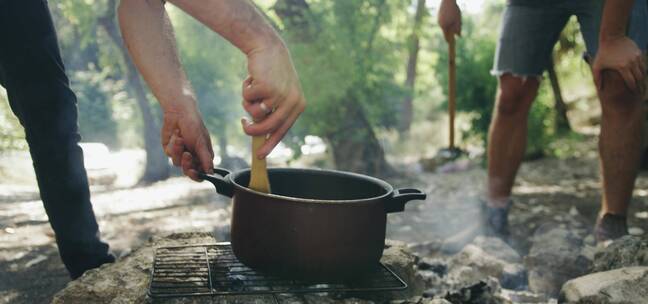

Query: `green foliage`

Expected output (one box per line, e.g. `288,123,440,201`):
283,0,408,144
433,19,497,142
71,65,124,148
432,3,562,157
0,91,26,152
170,10,246,137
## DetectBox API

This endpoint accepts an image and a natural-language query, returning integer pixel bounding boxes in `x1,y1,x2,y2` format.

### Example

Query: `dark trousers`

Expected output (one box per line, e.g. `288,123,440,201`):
0,0,113,278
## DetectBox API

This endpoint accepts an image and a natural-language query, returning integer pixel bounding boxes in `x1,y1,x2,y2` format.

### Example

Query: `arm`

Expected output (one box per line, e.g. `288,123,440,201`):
593,0,645,92
118,0,306,179
118,0,213,180
438,0,461,42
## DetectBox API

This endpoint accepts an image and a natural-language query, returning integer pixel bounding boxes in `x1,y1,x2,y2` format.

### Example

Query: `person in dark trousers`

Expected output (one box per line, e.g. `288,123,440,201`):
0,0,114,279
0,0,306,279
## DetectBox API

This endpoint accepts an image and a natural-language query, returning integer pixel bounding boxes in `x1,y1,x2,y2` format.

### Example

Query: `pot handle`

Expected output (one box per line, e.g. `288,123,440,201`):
385,188,426,213
198,168,234,198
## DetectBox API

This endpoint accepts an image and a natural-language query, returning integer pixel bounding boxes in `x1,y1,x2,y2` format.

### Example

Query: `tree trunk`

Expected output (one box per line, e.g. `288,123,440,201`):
547,58,571,134
99,3,169,183
325,98,394,177
275,0,394,176
399,0,426,134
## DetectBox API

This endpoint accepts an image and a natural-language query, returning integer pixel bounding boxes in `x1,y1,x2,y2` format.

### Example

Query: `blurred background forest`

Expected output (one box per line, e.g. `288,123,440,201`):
0,0,601,184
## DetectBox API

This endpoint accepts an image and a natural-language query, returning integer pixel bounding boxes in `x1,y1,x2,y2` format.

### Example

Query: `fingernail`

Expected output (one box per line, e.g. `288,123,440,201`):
241,117,253,126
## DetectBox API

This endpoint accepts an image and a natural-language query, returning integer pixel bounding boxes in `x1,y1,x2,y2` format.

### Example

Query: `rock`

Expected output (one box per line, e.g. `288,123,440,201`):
524,224,590,297
375,243,426,300
418,258,447,277
499,289,548,304
559,266,648,303
52,233,423,303
448,237,526,290
422,299,452,304
628,227,644,236
470,236,521,264
592,236,648,272
443,281,502,304
51,232,222,304
408,239,443,257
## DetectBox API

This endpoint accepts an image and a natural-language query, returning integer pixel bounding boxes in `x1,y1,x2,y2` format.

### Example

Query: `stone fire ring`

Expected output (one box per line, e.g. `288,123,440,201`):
51,233,424,304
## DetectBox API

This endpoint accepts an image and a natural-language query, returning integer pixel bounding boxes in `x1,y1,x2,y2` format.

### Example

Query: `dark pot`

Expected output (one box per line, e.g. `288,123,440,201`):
199,167,426,279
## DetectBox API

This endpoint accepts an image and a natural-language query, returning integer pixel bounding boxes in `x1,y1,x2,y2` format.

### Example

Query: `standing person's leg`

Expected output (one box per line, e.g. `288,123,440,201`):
484,4,570,236
0,0,113,278
578,0,648,242
487,76,539,205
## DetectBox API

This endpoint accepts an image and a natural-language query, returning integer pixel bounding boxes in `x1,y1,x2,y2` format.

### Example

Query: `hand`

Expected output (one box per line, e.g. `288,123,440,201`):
240,40,306,159
161,103,214,181
438,0,462,42
593,36,646,93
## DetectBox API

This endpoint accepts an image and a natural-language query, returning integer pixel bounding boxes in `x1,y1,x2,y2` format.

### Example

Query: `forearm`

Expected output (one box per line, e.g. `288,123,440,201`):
599,0,634,43
167,0,284,55
118,0,195,112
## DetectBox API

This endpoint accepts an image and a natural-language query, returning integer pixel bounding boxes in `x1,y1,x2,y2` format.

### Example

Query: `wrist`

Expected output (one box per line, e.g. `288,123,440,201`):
246,32,286,56
162,90,198,114
599,32,626,45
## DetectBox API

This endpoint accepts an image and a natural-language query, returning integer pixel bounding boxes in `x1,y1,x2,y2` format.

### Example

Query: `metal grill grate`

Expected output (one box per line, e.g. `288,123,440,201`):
148,243,407,298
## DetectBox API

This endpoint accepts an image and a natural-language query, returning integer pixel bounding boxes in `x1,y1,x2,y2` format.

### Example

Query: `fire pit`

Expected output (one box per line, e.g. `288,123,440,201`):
148,243,406,300
52,233,424,304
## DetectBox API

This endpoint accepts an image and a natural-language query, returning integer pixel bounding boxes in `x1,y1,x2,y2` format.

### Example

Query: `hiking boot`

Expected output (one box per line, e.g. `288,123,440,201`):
480,199,512,241
594,213,628,244
70,252,115,280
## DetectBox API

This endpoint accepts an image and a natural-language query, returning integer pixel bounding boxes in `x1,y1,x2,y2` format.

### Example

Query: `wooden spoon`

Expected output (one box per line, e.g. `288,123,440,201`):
248,135,271,193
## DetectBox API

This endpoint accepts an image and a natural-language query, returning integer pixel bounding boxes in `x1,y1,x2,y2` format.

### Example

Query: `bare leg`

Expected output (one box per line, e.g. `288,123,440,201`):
598,70,644,216
487,74,540,206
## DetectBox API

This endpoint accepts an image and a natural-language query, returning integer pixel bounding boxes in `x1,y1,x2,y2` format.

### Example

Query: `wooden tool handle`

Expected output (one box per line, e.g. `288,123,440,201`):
249,135,271,193
448,35,456,149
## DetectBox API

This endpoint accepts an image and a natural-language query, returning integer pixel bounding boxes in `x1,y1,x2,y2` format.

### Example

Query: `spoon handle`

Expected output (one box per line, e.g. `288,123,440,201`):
249,135,271,193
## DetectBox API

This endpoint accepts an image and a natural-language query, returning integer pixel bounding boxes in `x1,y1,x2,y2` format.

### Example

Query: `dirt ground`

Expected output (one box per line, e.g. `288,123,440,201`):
1,143,648,303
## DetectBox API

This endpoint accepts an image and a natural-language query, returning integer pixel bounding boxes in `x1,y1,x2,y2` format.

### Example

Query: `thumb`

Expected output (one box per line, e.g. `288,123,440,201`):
443,30,453,43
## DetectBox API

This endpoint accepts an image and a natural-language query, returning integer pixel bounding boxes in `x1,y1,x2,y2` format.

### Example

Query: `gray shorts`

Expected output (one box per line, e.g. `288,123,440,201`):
492,0,648,78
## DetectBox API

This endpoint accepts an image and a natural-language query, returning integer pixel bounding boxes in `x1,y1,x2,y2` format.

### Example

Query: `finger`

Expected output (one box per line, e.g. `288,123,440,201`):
631,63,643,92
164,132,175,157
181,151,201,181
639,55,647,75
257,106,302,159
242,99,274,121
635,56,646,81
166,131,184,166
242,80,272,102
453,22,461,38
195,135,214,174
621,69,638,92
161,115,178,147
241,104,292,136
173,137,185,166
168,135,184,166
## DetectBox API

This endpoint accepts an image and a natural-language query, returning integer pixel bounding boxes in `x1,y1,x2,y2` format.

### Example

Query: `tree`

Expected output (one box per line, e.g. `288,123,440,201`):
547,57,571,134
274,0,407,176
54,0,170,183
399,0,427,134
